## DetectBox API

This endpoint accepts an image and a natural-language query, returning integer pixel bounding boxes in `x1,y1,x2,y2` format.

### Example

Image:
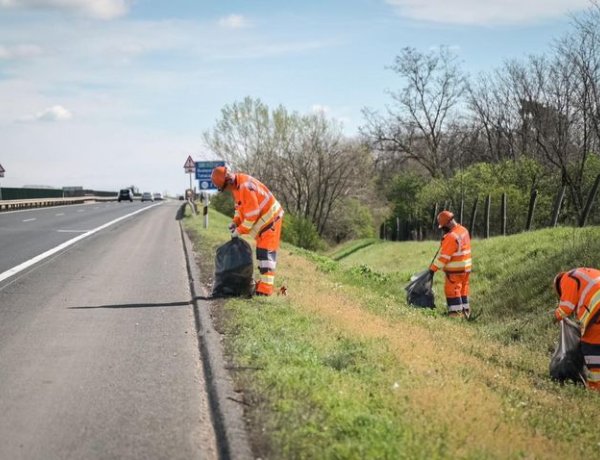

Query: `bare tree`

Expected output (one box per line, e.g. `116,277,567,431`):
467,68,525,162
276,113,373,234
203,97,279,181
517,54,590,216
204,99,374,237
362,46,467,178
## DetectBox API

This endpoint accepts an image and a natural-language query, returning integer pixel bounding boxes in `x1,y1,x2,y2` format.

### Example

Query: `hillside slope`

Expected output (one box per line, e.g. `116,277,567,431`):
331,226,600,348
185,209,600,459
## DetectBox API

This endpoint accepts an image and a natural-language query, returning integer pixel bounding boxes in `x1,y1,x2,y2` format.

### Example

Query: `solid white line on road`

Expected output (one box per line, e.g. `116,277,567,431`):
22,218,36,222
0,203,163,284
0,203,94,215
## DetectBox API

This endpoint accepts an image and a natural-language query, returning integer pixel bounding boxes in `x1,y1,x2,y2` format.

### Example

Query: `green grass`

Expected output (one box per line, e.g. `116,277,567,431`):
324,238,379,261
224,299,449,459
184,211,434,458
333,226,600,349
184,209,600,459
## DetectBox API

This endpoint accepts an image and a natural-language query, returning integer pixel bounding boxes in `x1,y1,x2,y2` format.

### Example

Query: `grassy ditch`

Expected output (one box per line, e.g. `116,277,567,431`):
184,208,600,459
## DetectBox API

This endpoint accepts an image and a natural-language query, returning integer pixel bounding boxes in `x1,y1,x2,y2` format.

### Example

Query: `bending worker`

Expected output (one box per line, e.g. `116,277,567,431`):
429,210,472,318
211,165,284,296
554,268,600,391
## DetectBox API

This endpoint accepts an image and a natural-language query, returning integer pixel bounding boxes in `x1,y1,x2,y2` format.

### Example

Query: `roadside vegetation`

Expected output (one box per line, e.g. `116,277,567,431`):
202,4,600,251
185,208,600,460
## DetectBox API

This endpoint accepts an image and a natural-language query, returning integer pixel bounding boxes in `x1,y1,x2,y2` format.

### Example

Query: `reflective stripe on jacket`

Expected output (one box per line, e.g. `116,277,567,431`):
232,173,283,238
430,224,472,274
555,268,600,335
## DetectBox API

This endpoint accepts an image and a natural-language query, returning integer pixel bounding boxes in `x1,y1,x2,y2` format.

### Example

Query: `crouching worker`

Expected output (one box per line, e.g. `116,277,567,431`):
211,165,284,296
429,210,472,318
554,268,600,391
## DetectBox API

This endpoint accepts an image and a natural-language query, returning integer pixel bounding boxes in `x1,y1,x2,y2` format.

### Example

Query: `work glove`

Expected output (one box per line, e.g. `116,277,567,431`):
229,222,239,238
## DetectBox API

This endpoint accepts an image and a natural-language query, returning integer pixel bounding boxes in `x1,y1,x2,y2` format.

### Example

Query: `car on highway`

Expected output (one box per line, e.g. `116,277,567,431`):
118,189,133,202
141,192,154,202
153,192,163,201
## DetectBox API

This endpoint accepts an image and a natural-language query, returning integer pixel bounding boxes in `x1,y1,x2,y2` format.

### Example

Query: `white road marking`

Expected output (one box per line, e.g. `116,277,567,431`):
77,209,85,213
55,213,65,216
0,203,94,215
22,218,36,222
0,203,162,283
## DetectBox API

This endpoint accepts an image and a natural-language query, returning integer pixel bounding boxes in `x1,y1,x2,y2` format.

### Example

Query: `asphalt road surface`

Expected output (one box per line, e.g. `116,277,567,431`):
0,201,218,459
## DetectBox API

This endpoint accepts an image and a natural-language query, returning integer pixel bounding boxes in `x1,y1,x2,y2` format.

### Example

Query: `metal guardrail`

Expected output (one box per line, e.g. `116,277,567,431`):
0,196,119,211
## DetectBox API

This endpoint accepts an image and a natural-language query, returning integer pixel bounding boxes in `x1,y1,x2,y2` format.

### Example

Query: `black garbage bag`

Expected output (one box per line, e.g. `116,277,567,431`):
212,237,254,298
549,318,585,384
405,270,435,309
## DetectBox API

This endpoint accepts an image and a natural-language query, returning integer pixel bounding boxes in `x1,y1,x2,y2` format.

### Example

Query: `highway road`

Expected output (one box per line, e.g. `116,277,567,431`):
0,201,218,459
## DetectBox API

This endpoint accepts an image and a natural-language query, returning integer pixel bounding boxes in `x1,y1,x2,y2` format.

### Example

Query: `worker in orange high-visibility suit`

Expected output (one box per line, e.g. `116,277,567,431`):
211,166,284,296
554,268,600,391
429,210,472,318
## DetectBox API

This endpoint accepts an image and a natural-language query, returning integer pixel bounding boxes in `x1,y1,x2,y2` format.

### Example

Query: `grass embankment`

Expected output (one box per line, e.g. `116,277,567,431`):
184,207,600,459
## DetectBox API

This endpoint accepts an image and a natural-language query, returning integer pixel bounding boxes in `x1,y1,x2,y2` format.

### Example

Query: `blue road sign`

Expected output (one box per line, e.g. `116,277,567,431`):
196,160,225,190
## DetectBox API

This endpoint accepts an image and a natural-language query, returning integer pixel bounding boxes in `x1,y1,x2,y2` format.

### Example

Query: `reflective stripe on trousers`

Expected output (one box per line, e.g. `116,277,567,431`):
254,214,283,296
444,272,470,313
581,341,600,391
256,247,277,295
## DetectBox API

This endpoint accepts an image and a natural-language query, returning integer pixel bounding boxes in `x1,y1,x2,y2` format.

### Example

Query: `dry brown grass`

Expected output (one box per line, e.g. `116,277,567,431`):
276,249,575,459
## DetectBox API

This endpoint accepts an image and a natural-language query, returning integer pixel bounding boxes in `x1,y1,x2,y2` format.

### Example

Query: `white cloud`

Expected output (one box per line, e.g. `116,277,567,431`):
311,104,330,114
18,105,73,122
0,44,43,59
385,0,591,25
217,14,251,29
310,104,354,131
0,0,130,19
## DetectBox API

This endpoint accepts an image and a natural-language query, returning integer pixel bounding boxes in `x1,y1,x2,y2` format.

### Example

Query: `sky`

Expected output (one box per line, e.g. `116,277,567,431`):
0,0,593,195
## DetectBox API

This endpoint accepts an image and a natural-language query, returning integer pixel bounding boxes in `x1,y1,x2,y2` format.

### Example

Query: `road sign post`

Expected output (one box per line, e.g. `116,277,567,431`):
0,163,5,201
202,192,210,229
196,160,225,228
183,156,195,211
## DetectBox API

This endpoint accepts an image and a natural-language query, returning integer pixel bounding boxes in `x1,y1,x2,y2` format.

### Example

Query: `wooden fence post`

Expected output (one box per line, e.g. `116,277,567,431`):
501,192,507,236
526,189,538,231
551,185,566,227
396,217,400,241
469,197,479,237
484,194,491,238
579,173,600,227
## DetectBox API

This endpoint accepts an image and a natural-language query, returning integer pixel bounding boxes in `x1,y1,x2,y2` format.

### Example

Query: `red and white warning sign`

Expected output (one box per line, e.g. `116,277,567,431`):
183,156,194,174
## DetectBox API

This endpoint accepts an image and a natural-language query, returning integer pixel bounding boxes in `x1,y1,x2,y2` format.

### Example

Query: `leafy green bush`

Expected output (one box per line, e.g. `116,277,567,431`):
282,214,326,251
384,173,428,240
322,198,376,243
376,158,570,238
209,190,235,217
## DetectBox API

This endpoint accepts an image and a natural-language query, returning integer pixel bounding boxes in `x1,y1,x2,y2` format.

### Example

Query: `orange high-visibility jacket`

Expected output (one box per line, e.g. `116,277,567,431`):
555,268,600,335
430,224,472,274
232,173,283,238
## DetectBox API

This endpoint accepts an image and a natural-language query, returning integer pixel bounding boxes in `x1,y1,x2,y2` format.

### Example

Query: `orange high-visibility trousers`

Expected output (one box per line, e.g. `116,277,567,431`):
255,216,283,296
582,323,600,391
444,272,470,315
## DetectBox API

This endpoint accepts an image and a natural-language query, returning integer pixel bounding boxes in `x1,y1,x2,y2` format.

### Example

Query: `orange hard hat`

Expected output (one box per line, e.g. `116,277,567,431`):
211,165,233,191
437,210,454,228
553,271,566,297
